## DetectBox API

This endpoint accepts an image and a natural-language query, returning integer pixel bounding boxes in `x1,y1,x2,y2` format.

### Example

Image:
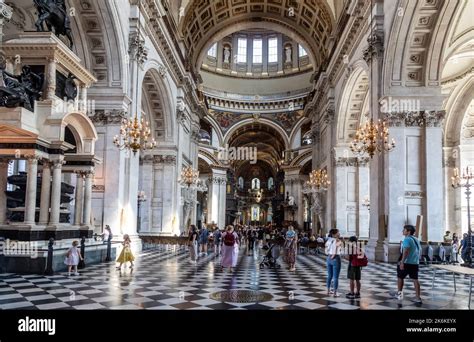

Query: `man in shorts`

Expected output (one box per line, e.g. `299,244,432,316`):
393,225,422,304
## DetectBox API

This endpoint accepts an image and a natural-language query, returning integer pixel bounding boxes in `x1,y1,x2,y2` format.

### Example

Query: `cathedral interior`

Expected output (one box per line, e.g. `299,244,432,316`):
0,0,473,315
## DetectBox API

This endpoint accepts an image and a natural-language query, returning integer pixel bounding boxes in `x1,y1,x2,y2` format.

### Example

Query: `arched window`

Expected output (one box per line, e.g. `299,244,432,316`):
268,177,274,190
251,178,260,190
207,43,217,58
238,177,244,189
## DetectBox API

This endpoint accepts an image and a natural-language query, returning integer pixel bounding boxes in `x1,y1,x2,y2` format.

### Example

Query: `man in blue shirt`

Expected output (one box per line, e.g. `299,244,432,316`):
394,225,422,304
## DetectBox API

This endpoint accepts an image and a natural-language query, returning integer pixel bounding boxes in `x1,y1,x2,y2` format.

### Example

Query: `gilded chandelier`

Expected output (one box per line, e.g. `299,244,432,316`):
179,166,200,187
306,168,331,192
350,119,395,158
113,115,157,154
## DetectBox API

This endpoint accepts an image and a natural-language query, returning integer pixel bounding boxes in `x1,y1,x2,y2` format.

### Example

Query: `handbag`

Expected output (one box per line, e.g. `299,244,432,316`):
351,253,368,267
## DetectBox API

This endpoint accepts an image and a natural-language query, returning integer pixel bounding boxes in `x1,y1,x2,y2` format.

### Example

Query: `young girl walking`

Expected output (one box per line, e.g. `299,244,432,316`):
65,240,83,276
116,234,135,270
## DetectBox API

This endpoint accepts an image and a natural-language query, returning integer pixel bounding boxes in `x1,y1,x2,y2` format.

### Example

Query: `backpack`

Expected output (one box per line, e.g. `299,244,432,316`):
223,232,236,246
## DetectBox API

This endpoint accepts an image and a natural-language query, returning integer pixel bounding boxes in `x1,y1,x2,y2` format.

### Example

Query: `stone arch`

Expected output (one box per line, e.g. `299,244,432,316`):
289,117,311,149
444,77,474,147
141,63,175,143
290,150,312,169
63,111,98,154
383,0,460,90
223,118,289,149
336,66,369,143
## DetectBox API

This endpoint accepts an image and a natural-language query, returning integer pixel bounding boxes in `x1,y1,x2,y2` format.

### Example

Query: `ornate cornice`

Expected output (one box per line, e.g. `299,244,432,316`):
89,110,126,125
92,185,105,192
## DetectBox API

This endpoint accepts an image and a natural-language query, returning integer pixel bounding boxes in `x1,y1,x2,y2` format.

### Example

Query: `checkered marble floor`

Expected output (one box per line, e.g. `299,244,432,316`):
0,245,472,310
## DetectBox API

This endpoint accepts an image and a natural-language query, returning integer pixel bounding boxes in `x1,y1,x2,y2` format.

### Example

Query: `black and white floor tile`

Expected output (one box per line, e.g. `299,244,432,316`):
0,245,471,310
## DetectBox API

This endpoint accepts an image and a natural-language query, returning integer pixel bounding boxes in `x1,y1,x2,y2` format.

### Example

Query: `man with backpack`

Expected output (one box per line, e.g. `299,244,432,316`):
213,228,222,256
393,225,422,304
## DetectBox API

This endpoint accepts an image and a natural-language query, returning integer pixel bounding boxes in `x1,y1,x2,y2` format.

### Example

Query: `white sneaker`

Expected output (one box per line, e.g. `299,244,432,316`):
396,291,403,300
74,272,80,276
67,272,72,276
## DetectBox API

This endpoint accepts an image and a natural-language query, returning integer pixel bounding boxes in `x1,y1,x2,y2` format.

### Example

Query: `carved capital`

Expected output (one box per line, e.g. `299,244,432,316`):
208,176,227,185
153,155,177,165
89,110,126,125
384,111,445,127
52,159,65,169
424,110,445,128
129,32,148,66
323,108,335,124
0,3,13,22
25,154,40,164
363,32,384,63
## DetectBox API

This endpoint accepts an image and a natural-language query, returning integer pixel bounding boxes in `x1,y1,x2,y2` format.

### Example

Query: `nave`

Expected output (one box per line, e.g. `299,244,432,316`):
0,246,471,311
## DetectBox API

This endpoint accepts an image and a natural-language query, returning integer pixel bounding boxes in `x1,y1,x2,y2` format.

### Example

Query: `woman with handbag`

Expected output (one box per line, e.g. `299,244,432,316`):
346,236,367,299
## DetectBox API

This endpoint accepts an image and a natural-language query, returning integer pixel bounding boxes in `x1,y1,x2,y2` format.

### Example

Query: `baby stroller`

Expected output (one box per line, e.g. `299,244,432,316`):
259,242,281,269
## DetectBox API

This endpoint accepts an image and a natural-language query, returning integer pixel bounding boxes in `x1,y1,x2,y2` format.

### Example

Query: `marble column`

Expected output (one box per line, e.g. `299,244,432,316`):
49,160,64,225
424,112,445,242
47,58,57,100
38,161,52,225
363,7,386,261
283,167,303,226
74,172,84,226
357,160,370,239
24,156,39,225
334,159,348,236
82,171,93,225
0,158,9,225
208,168,227,228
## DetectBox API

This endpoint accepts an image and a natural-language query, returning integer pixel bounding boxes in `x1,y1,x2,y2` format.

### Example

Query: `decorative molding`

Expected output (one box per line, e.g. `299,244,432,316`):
208,176,227,185
129,32,148,66
89,110,126,125
346,205,356,211
0,3,13,22
363,32,384,64
405,191,424,198
92,185,105,192
334,157,369,167
442,67,474,86
152,155,177,165
384,111,445,127
443,157,456,168
424,110,446,127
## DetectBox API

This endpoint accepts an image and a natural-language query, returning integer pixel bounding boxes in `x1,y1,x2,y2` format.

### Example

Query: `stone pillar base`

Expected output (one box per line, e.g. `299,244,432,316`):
364,238,385,262
384,241,402,263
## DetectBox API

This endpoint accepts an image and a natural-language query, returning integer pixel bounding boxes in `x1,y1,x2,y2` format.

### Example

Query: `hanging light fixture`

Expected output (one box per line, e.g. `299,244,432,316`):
113,0,156,155
350,0,395,159
305,168,331,192
113,116,156,154
179,166,200,187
